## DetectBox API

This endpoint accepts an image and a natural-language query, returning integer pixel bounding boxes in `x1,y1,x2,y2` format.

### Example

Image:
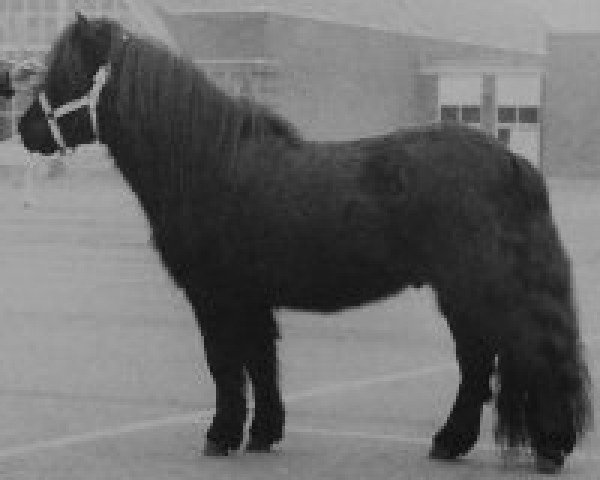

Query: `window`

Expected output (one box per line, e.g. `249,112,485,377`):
497,105,539,125
440,105,480,125
498,106,517,124
440,105,459,122
461,106,480,124
497,128,510,145
519,107,538,124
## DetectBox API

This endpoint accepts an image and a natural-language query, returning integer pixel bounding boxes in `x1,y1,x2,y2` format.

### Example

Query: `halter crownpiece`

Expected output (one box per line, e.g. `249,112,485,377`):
39,64,111,154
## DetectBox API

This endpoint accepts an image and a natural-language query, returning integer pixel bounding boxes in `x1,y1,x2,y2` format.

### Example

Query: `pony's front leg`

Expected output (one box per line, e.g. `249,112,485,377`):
243,307,284,452
203,343,247,456
191,293,248,456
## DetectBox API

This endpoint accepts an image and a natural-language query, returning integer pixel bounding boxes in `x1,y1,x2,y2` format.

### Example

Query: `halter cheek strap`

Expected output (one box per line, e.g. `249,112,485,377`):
39,64,111,153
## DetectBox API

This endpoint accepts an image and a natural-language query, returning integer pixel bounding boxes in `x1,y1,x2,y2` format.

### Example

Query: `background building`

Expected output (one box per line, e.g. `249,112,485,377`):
5,0,596,176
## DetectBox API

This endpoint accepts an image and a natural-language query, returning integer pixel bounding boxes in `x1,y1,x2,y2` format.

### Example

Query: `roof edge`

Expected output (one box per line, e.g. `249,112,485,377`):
162,8,545,54
160,6,270,14
547,29,600,36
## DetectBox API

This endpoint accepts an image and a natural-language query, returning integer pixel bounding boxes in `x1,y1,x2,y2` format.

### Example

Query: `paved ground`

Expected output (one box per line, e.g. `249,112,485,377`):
0,143,598,479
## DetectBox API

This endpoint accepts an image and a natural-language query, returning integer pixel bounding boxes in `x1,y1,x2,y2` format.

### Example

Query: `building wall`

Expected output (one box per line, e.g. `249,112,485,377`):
544,33,600,176
264,14,419,140
162,11,267,60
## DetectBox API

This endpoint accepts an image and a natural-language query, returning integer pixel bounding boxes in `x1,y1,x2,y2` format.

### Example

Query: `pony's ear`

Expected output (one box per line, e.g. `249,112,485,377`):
74,12,111,65
74,10,97,46
75,11,89,31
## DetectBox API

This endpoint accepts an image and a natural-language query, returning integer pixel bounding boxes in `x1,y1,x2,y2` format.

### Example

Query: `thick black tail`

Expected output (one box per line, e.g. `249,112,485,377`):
494,200,592,459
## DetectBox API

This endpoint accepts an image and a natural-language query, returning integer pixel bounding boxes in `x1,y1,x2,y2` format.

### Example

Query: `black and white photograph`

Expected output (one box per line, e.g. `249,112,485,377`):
0,0,598,478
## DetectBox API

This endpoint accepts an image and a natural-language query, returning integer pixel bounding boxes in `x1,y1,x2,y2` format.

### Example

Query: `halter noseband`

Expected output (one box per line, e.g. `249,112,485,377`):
38,64,111,154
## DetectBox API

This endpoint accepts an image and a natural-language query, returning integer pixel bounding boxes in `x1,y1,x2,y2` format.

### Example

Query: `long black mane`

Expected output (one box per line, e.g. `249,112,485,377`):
112,28,301,161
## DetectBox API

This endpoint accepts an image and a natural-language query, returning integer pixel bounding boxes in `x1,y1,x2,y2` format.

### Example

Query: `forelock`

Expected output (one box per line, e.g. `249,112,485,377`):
43,18,125,100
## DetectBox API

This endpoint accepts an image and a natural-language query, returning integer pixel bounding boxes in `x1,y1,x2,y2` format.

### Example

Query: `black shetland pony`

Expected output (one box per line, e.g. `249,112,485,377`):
18,14,591,473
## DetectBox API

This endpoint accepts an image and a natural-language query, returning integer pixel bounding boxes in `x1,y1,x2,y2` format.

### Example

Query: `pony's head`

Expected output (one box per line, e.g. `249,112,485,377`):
18,13,126,155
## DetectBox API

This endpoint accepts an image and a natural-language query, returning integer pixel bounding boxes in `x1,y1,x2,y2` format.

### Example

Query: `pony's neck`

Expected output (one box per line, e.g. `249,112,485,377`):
98,41,301,221
98,70,235,222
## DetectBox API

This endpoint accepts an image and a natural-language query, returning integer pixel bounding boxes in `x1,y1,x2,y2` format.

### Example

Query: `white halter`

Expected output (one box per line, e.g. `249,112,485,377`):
38,64,111,154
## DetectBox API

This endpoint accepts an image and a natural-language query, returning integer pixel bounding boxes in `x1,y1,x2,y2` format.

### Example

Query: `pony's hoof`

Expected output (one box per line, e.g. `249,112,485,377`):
246,439,274,453
428,444,460,461
203,439,231,457
535,453,564,474
429,428,478,461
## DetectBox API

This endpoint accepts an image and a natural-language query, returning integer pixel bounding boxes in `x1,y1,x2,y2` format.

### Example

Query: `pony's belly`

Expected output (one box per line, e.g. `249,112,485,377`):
273,261,417,313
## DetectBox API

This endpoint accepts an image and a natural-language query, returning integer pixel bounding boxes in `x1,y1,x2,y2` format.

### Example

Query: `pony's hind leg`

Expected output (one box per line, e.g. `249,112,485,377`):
190,292,249,456
430,308,496,460
243,307,285,452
